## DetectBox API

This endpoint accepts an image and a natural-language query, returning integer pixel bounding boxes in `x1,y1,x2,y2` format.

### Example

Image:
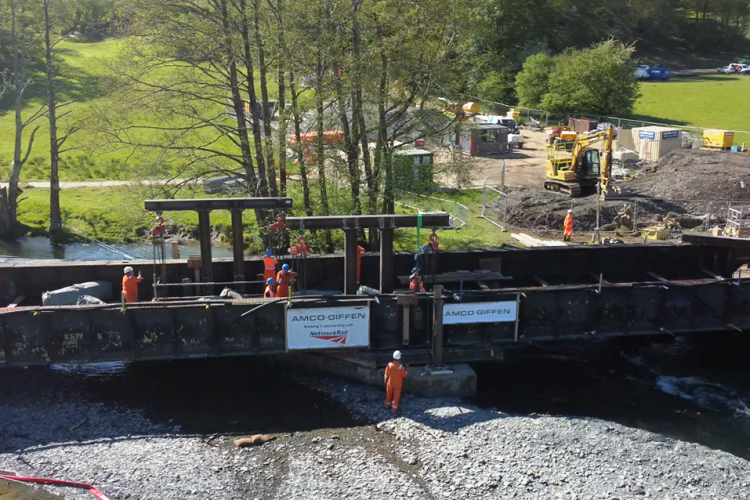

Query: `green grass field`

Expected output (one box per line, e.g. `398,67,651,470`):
634,74,750,144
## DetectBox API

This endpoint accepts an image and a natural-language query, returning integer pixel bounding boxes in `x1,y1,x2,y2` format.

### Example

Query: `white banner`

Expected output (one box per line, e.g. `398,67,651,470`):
443,301,518,325
286,306,370,350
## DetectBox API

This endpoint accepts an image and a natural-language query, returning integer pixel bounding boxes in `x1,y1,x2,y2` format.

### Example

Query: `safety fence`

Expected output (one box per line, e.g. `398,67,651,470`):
394,189,470,228
478,184,750,241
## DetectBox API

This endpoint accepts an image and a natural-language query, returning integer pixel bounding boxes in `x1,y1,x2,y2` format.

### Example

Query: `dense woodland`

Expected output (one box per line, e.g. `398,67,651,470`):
0,0,748,246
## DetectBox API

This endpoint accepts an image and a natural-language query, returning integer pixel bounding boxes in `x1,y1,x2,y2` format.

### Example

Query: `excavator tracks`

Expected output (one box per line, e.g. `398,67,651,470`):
544,180,582,197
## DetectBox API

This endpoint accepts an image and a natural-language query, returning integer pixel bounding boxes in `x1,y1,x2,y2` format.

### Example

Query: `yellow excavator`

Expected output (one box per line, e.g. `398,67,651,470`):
544,125,622,198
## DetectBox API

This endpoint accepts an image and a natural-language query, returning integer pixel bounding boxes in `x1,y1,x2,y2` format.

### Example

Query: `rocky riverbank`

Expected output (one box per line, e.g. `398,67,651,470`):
1,359,749,500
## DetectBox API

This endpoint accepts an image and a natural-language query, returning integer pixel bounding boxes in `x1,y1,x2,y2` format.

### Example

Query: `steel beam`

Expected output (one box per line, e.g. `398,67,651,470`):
286,213,452,230
231,210,245,289
344,230,358,294
198,210,213,294
380,228,395,293
145,197,293,212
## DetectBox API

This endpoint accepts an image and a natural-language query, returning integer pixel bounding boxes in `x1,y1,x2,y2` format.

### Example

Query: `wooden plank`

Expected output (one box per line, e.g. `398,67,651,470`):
701,268,723,280
6,296,25,309
647,271,668,282
397,270,512,284
532,275,549,287
477,281,490,291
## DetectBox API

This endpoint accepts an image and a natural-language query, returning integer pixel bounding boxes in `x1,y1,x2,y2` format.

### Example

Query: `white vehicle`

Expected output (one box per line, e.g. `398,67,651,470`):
508,134,525,149
636,65,651,79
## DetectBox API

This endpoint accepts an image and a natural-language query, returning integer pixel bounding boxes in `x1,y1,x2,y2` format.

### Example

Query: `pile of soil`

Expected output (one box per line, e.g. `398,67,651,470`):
628,149,750,201
496,149,750,233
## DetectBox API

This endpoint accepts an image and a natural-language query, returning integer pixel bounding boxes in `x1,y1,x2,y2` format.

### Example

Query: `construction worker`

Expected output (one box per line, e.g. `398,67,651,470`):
563,209,574,242
384,350,408,414
264,278,277,298
357,244,366,284
409,267,425,292
121,266,142,303
263,249,278,282
276,263,298,298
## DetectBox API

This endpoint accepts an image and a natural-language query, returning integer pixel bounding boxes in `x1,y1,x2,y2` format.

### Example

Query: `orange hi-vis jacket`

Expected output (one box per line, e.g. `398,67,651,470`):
563,213,573,236
357,245,366,282
384,361,408,388
264,285,277,298
264,256,278,281
410,275,425,292
122,275,142,303
276,269,297,298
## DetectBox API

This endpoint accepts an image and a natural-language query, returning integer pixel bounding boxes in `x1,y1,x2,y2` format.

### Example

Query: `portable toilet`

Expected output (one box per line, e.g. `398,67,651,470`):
393,148,434,192
702,129,734,150
632,126,682,161
456,123,509,156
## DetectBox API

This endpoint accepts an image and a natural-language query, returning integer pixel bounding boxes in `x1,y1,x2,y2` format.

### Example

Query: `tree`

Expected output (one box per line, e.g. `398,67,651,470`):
44,0,79,238
6,0,44,234
541,40,640,116
514,53,554,108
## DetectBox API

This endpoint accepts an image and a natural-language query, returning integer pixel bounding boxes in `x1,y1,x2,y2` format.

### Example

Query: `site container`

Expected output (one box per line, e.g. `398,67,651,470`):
632,126,682,161
456,123,509,156
568,118,598,134
393,148,434,192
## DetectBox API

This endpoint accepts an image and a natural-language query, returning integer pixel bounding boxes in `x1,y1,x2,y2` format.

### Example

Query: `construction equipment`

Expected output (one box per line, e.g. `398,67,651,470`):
544,125,623,198
702,129,734,150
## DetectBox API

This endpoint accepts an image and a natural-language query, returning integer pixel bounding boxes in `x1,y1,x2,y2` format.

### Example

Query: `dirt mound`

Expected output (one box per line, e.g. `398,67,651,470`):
629,149,750,201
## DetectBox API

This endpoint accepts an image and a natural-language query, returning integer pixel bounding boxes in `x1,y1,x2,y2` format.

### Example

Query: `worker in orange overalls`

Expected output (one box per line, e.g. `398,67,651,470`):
121,266,142,303
263,249,278,282
357,245,366,284
563,209,573,242
409,267,425,292
275,264,298,298
264,278,277,298
384,350,408,414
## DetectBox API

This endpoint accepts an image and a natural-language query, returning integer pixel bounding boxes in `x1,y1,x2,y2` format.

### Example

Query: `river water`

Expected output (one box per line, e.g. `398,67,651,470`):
0,236,234,261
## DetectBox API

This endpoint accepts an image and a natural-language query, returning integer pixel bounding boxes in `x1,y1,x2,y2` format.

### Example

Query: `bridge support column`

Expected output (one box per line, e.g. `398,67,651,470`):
198,209,213,294
231,209,245,291
344,229,358,295
379,228,394,293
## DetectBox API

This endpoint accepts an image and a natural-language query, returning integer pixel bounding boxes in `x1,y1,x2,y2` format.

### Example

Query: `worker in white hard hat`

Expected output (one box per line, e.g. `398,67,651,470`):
384,350,408,414
122,266,142,303
563,209,574,242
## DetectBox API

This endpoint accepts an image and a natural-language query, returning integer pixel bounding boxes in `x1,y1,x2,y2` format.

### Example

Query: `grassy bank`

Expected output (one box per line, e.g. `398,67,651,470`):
635,74,750,143
17,185,513,251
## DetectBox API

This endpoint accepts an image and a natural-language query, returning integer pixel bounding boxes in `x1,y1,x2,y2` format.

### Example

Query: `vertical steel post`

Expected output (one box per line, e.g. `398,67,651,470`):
379,228,395,293
231,209,245,290
432,284,444,366
197,209,213,294
344,229,358,295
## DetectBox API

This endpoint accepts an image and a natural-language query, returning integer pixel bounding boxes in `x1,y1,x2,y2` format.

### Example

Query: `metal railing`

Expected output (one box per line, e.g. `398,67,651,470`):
394,189,469,228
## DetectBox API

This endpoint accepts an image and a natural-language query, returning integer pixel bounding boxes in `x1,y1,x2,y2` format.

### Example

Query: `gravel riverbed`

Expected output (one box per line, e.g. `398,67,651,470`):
1,361,750,500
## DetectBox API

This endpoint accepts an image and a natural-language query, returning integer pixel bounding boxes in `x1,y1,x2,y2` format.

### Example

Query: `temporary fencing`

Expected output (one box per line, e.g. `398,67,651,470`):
394,189,469,228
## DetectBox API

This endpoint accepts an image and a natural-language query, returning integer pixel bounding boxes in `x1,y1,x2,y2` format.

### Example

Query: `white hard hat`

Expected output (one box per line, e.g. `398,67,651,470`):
567,209,573,214
393,350,402,360
124,266,134,274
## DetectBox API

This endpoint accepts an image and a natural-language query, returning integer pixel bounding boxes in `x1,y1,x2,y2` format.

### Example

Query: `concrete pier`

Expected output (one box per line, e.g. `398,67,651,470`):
279,353,477,398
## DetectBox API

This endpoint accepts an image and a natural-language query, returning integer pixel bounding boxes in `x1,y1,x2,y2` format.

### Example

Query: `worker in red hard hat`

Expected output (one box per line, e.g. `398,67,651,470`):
563,209,573,242
264,278,277,298
276,263,298,298
263,249,278,282
357,244,366,284
384,350,408,414
122,266,142,303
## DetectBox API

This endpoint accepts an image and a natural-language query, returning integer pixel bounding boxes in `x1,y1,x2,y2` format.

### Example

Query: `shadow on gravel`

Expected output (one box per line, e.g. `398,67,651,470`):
471,332,750,460
0,357,356,452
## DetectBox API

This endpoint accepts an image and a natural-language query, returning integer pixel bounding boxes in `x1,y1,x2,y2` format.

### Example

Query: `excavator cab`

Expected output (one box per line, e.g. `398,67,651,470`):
581,149,600,178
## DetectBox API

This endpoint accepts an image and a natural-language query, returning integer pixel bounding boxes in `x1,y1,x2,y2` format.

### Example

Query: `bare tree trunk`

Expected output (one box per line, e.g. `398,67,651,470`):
253,0,279,197
375,27,393,214
275,0,287,195
44,0,62,239
219,0,260,209
315,54,334,252
289,71,313,217
237,0,268,198
8,0,39,233
332,63,362,215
